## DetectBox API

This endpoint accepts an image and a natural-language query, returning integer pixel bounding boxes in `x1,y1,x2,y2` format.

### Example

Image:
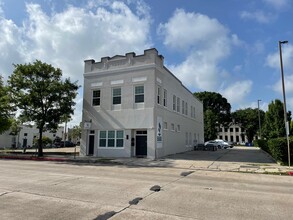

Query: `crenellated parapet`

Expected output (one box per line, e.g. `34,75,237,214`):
84,48,164,73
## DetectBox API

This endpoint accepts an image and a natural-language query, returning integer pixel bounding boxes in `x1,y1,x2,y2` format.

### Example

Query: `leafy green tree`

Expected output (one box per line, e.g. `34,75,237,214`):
204,109,219,140
69,124,81,142
0,76,14,133
194,91,231,140
262,99,291,139
8,60,79,157
232,108,265,143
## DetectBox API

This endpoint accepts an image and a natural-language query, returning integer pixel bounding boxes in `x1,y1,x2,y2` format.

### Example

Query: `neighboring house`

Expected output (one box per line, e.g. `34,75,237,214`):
217,123,257,144
0,125,64,148
80,48,204,159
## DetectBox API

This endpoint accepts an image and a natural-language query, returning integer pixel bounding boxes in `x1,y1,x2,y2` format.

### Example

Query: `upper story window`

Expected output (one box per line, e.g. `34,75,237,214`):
177,97,180,112
173,95,176,111
185,102,188,115
230,127,233,132
182,100,185,114
190,106,192,118
171,123,175,131
235,127,239,132
157,86,161,105
164,122,168,130
112,88,121,105
92,90,101,106
163,89,167,107
135,85,144,103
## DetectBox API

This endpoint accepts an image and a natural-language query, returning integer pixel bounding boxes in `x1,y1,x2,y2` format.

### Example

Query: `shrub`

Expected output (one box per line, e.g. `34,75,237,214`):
267,137,293,165
253,139,268,152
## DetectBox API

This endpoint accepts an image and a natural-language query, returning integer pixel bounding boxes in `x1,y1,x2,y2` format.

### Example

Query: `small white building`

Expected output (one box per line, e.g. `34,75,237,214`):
0,125,64,148
80,48,204,159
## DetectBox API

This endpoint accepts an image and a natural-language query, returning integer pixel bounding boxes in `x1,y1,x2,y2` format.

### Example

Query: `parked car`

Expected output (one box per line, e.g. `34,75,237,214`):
205,140,223,149
214,139,233,149
226,141,234,148
58,141,76,147
205,139,233,149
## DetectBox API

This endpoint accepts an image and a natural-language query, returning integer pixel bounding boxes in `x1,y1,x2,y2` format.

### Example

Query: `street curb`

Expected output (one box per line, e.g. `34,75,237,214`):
0,155,68,162
0,154,124,165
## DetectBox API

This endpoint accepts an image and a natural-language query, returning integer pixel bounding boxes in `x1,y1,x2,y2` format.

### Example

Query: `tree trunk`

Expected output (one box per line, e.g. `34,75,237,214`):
38,127,43,157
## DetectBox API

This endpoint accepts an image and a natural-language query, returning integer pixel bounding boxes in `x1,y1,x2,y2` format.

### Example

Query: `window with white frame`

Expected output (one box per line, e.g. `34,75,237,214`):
157,85,161,104
99,131,106,147
107,131,115,147
135,85,144,103
177,97,180,112
171,123,175,131
182,100,185,114
164,122,168,130
99,130,124,148
116,131,124,147
191,106,193,118
177,124,181,132
173,95,176,111
92,90,101,106
163,89,167,107
112,87,121,105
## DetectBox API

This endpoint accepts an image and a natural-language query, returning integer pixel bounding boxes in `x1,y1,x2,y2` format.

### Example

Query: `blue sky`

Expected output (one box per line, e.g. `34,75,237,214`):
1,0,293,126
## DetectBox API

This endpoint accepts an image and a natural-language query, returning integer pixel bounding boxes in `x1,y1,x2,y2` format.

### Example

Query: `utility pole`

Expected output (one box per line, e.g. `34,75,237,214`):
279,40,290,168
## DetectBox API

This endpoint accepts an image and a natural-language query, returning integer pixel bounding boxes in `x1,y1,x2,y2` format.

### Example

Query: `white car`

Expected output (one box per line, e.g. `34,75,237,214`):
214,139,232,149
205,140,224,149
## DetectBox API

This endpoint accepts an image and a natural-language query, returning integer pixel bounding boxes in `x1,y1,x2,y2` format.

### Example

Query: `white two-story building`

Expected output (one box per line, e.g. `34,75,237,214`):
80,48,204,159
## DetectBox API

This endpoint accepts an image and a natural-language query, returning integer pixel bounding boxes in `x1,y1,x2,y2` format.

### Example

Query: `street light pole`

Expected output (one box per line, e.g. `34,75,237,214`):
279,40,290,168
257,99,262,139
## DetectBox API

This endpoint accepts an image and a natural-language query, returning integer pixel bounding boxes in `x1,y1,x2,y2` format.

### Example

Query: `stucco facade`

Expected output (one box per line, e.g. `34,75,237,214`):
217,123,258,144
80,48,204,159
0,125,64,148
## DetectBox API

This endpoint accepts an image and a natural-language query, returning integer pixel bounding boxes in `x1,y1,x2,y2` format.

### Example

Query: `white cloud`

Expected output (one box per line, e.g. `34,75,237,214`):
263,0,291,10
0,1,152,125
266,44,293,96
159,9,252,108
238,100,268,112
158,9,233,91
168,53,220,91
220,80,253,105
286,97,293,113
266,44,293,70
157,9,229,53
240,10,276,24
272,74,293,94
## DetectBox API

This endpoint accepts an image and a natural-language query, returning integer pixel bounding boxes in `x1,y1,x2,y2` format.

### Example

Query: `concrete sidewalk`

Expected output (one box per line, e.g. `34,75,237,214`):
1,146,293,175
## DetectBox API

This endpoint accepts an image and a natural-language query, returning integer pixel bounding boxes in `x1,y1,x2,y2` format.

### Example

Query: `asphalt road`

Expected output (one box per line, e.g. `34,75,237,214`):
1,159,293,220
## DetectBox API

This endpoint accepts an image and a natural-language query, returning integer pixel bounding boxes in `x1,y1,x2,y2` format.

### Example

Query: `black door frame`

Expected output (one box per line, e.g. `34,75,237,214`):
135,130,147,157
88,134,95,156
